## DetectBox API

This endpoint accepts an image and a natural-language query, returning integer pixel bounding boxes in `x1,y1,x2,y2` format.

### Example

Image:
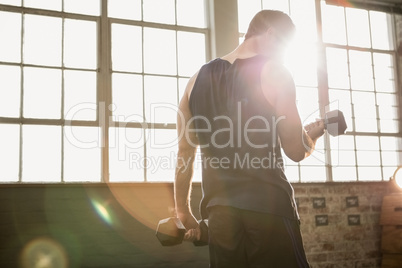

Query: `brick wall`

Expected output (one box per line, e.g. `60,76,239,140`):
0,182,395,268
294,182,393,268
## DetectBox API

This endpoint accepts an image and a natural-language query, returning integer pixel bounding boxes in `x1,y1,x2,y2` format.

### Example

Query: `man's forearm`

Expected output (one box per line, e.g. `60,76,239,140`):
174,150,195,214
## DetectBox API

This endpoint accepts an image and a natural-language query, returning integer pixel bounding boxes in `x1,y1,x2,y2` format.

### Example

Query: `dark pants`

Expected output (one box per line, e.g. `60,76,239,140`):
207,206,310,268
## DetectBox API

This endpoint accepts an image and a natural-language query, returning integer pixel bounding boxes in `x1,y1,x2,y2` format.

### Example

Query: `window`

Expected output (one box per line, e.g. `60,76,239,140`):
1,0,400,184
237,0,401,182
0,0,207,182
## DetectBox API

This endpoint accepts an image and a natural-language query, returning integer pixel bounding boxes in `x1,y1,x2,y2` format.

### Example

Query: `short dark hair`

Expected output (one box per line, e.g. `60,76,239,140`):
244,10,295,42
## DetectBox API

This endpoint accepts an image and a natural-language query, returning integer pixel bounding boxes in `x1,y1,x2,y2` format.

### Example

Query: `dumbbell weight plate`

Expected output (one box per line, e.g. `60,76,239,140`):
156,217,186,246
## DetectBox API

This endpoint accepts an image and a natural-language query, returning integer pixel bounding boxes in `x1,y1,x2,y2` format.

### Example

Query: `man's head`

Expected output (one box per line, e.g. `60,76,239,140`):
245,10,295,48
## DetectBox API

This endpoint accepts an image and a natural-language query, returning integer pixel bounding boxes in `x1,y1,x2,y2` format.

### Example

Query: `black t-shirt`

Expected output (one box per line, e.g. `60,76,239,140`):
189,55,299,220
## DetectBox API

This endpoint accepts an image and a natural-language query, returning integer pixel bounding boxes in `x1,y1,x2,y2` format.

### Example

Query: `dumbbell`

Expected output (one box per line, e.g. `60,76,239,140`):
156,217,209,247
324,110,347,136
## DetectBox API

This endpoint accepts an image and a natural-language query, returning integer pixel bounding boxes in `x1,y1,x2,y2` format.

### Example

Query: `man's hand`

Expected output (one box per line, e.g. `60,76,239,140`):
304,119,325,142
184,226,201,242
176,211,199,231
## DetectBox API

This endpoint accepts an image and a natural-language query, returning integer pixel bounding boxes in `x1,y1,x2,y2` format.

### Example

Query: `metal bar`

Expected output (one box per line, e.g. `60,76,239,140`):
0,4,98,21
108,17,208,34
98,0,111,183
315,0,333,182
0,61,97,72
0,117,99,126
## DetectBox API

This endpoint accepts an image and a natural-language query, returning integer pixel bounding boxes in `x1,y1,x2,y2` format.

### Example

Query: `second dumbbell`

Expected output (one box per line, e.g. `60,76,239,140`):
156,217,209,247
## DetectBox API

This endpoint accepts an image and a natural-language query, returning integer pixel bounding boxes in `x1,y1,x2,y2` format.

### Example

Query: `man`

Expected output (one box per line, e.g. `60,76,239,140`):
174,10,324,267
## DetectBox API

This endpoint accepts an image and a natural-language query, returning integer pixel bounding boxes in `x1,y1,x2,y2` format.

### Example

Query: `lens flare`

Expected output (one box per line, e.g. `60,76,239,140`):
394,168,402,189
91,199,114,226
20,237,68,268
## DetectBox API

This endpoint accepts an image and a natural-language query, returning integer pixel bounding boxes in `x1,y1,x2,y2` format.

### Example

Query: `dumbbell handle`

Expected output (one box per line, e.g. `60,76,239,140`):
305,110,347,137
181,220,208,246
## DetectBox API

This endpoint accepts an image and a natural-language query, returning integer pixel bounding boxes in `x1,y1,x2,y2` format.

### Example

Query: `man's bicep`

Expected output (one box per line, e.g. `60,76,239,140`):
262,65,306,161
177,74,199,152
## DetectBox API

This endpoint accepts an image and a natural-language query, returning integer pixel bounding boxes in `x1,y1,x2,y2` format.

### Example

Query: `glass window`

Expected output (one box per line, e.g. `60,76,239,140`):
237,0,400,182
64,70,97,121
143,0,175,25
24,0,61,11
64,19,97,69
22,125,62,182
144,27,177,75
177,0,206,28
0,65,21,118
63,126,101,182
23,67,62,119
64,0,101,16
0,12,21,63
109,127,145,182
111,24,143,73
0,124,20,182
111,73,144,122
24,15,62,66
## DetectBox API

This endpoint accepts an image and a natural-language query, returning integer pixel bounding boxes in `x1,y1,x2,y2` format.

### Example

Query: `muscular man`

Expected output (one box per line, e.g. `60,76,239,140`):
174,10,324,267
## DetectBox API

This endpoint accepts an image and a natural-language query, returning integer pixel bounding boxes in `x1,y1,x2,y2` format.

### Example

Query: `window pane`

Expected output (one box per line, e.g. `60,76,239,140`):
24,15,62,66
177,0,206,28
326,48,349,89
321,2,346,45
22,125,61,182
355,136,379,151
262,0,289,13
300,166,326,182
284,165,299,183
373,53,395,93
23,67,61,119
332,166,357,181
331,150,356,167
111,24,143,72
64,126,101,182
0,12,21,63
377,93,398,120
24,0,61,11
382,151,399,167
143,0,175,24
112,73,143,122
64,19,97,69
109,127,145,182
330,135,355,151
237,0,261,33
64,70,97,120
296,87,319,123
0,65,20,117
144,76,178,123
287,44,317,87
380,119,399,133
64,0,101,16
352,92,377,132
358,166,382,181
144,28,176,75
329,89,353,130
346,8,370,48
370,11,393,50
382,137,402,150
0,0,21,5
349,50,373,91
146,129,177,182
0,124,19,182
357,151,381,166
108,0,142,20
177,31,206,76
290,0,317,42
